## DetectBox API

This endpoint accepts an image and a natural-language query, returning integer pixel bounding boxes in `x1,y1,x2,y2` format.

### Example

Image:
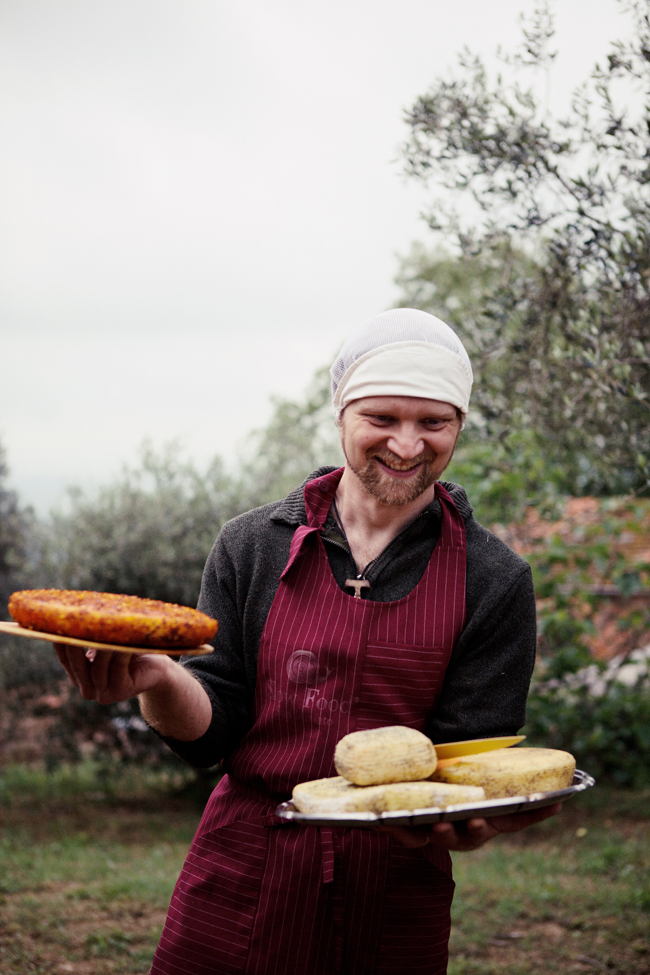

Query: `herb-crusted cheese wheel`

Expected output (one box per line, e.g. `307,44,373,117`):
8,589,218,650
334,726,437,786
430,747,576,799
292,776,485,815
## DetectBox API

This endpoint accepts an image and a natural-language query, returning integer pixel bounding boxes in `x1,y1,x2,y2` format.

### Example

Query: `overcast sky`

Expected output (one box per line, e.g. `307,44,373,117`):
0,0,628,513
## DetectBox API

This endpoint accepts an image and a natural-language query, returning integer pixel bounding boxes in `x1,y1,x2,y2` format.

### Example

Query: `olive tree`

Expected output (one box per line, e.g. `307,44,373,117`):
399,0,650,505
42,377,342,604
0,441,34,615
42,444,239,606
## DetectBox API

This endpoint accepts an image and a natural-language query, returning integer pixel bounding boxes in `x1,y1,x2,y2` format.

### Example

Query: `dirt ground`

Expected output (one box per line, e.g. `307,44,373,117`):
0,794,648,975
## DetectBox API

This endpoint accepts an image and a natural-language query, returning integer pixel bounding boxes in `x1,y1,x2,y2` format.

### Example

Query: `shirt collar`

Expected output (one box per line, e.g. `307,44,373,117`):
270,467,473,527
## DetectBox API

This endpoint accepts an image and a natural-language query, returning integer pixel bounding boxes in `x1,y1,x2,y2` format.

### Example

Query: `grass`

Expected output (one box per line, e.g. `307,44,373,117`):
0,759,202,808
0,767,648,974
449,787,650,975
0,802,198,974
0,764,202,974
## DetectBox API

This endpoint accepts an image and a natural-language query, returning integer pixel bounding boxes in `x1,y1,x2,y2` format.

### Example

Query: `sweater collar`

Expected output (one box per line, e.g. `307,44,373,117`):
270,466,474,526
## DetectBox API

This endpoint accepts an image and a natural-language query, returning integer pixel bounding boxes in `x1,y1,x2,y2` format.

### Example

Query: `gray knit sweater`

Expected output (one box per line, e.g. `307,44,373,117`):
163,469,536,769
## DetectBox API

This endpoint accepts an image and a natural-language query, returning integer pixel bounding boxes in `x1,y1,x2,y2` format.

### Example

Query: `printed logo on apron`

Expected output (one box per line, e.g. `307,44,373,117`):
285,649,330,685
269,649,356,724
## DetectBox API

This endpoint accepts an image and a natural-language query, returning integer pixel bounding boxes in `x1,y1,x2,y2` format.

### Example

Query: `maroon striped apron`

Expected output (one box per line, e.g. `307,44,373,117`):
151,467,466,975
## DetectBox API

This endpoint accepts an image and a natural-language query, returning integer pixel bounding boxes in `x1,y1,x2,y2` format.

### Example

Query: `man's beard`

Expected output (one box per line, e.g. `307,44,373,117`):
347,448,439,506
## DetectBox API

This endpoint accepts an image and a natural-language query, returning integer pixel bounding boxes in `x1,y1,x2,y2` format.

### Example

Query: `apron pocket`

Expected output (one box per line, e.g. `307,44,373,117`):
355,642,449,730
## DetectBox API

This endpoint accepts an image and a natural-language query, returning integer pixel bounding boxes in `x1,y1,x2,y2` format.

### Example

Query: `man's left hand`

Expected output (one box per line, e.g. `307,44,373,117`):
382,802,562,850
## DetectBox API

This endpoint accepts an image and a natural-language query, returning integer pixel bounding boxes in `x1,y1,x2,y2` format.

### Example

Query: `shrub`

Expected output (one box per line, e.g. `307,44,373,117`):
525,675,650,788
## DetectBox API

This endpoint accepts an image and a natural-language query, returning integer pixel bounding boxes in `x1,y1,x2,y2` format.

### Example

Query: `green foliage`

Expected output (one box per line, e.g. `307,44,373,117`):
0,760,198,808
0,380,342,771
0,638,64,691
0,441,35,620
33,379,341,607
399,1,650,499
234,366,343,510
525,679,650,788
525,500,650,674
0,439,49,695
40,444,238,606
446,427,569,524
516,495,650,786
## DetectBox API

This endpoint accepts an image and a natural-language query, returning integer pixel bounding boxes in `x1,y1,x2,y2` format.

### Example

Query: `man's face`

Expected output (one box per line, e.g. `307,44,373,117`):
339,396,463,506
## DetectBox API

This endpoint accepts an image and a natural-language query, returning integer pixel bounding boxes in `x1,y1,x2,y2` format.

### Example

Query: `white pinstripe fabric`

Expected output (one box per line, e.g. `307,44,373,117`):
151,469,466,975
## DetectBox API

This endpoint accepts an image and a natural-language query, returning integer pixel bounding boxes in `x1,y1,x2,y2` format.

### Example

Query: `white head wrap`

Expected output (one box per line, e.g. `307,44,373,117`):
331,308,473,417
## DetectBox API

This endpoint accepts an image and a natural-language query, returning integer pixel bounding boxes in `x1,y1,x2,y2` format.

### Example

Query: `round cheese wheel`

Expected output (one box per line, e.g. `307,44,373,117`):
8,589,218,649
292,776,485,815
334,725,437,785
431,747,576,798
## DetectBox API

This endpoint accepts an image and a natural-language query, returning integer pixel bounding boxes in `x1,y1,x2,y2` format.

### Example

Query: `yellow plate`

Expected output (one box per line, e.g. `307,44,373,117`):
0,620,213,657
434,735,525,760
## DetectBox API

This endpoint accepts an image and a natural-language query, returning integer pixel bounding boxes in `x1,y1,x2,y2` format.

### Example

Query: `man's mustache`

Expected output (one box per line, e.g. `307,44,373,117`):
370,449,434,470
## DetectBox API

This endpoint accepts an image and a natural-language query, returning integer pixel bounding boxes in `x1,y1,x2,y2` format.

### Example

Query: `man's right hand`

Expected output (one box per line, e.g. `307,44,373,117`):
54,643,213,741
54,644,172,704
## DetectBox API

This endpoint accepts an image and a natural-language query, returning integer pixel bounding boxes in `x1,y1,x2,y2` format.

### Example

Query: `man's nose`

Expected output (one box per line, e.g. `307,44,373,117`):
386,425,425,458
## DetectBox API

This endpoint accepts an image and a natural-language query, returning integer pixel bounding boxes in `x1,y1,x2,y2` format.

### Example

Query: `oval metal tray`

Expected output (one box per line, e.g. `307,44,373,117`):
276,769,595,828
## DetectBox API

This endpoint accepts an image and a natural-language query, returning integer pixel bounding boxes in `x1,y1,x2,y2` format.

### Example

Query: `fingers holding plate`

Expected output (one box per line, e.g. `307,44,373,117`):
54,640,164,704
53,641,83,689
53,641,116,700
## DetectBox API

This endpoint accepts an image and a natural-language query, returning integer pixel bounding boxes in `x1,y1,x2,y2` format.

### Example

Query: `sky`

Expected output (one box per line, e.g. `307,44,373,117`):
0,0,629,513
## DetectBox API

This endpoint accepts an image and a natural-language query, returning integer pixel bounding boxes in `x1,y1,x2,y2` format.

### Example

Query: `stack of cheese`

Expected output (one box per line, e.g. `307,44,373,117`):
291,726,576,816
430,746,575,799
292,726,484,815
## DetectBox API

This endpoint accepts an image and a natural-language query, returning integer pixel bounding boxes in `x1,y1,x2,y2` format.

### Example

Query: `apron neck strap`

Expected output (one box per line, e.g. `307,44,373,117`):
279,469,345,580
283,471,466,580
433,482,466,551
303,468,345,529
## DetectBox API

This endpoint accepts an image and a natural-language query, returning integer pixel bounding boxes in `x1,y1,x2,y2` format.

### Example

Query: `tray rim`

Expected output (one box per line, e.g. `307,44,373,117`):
0,620,214,657
276,769,595,828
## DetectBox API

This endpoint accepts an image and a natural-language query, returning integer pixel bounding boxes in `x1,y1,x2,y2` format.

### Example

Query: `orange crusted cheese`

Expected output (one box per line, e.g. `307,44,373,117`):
8,589,218,649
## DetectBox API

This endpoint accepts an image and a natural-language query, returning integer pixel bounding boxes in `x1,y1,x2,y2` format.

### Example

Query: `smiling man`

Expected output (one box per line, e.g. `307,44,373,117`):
333,395,463,574
56,308,556,975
